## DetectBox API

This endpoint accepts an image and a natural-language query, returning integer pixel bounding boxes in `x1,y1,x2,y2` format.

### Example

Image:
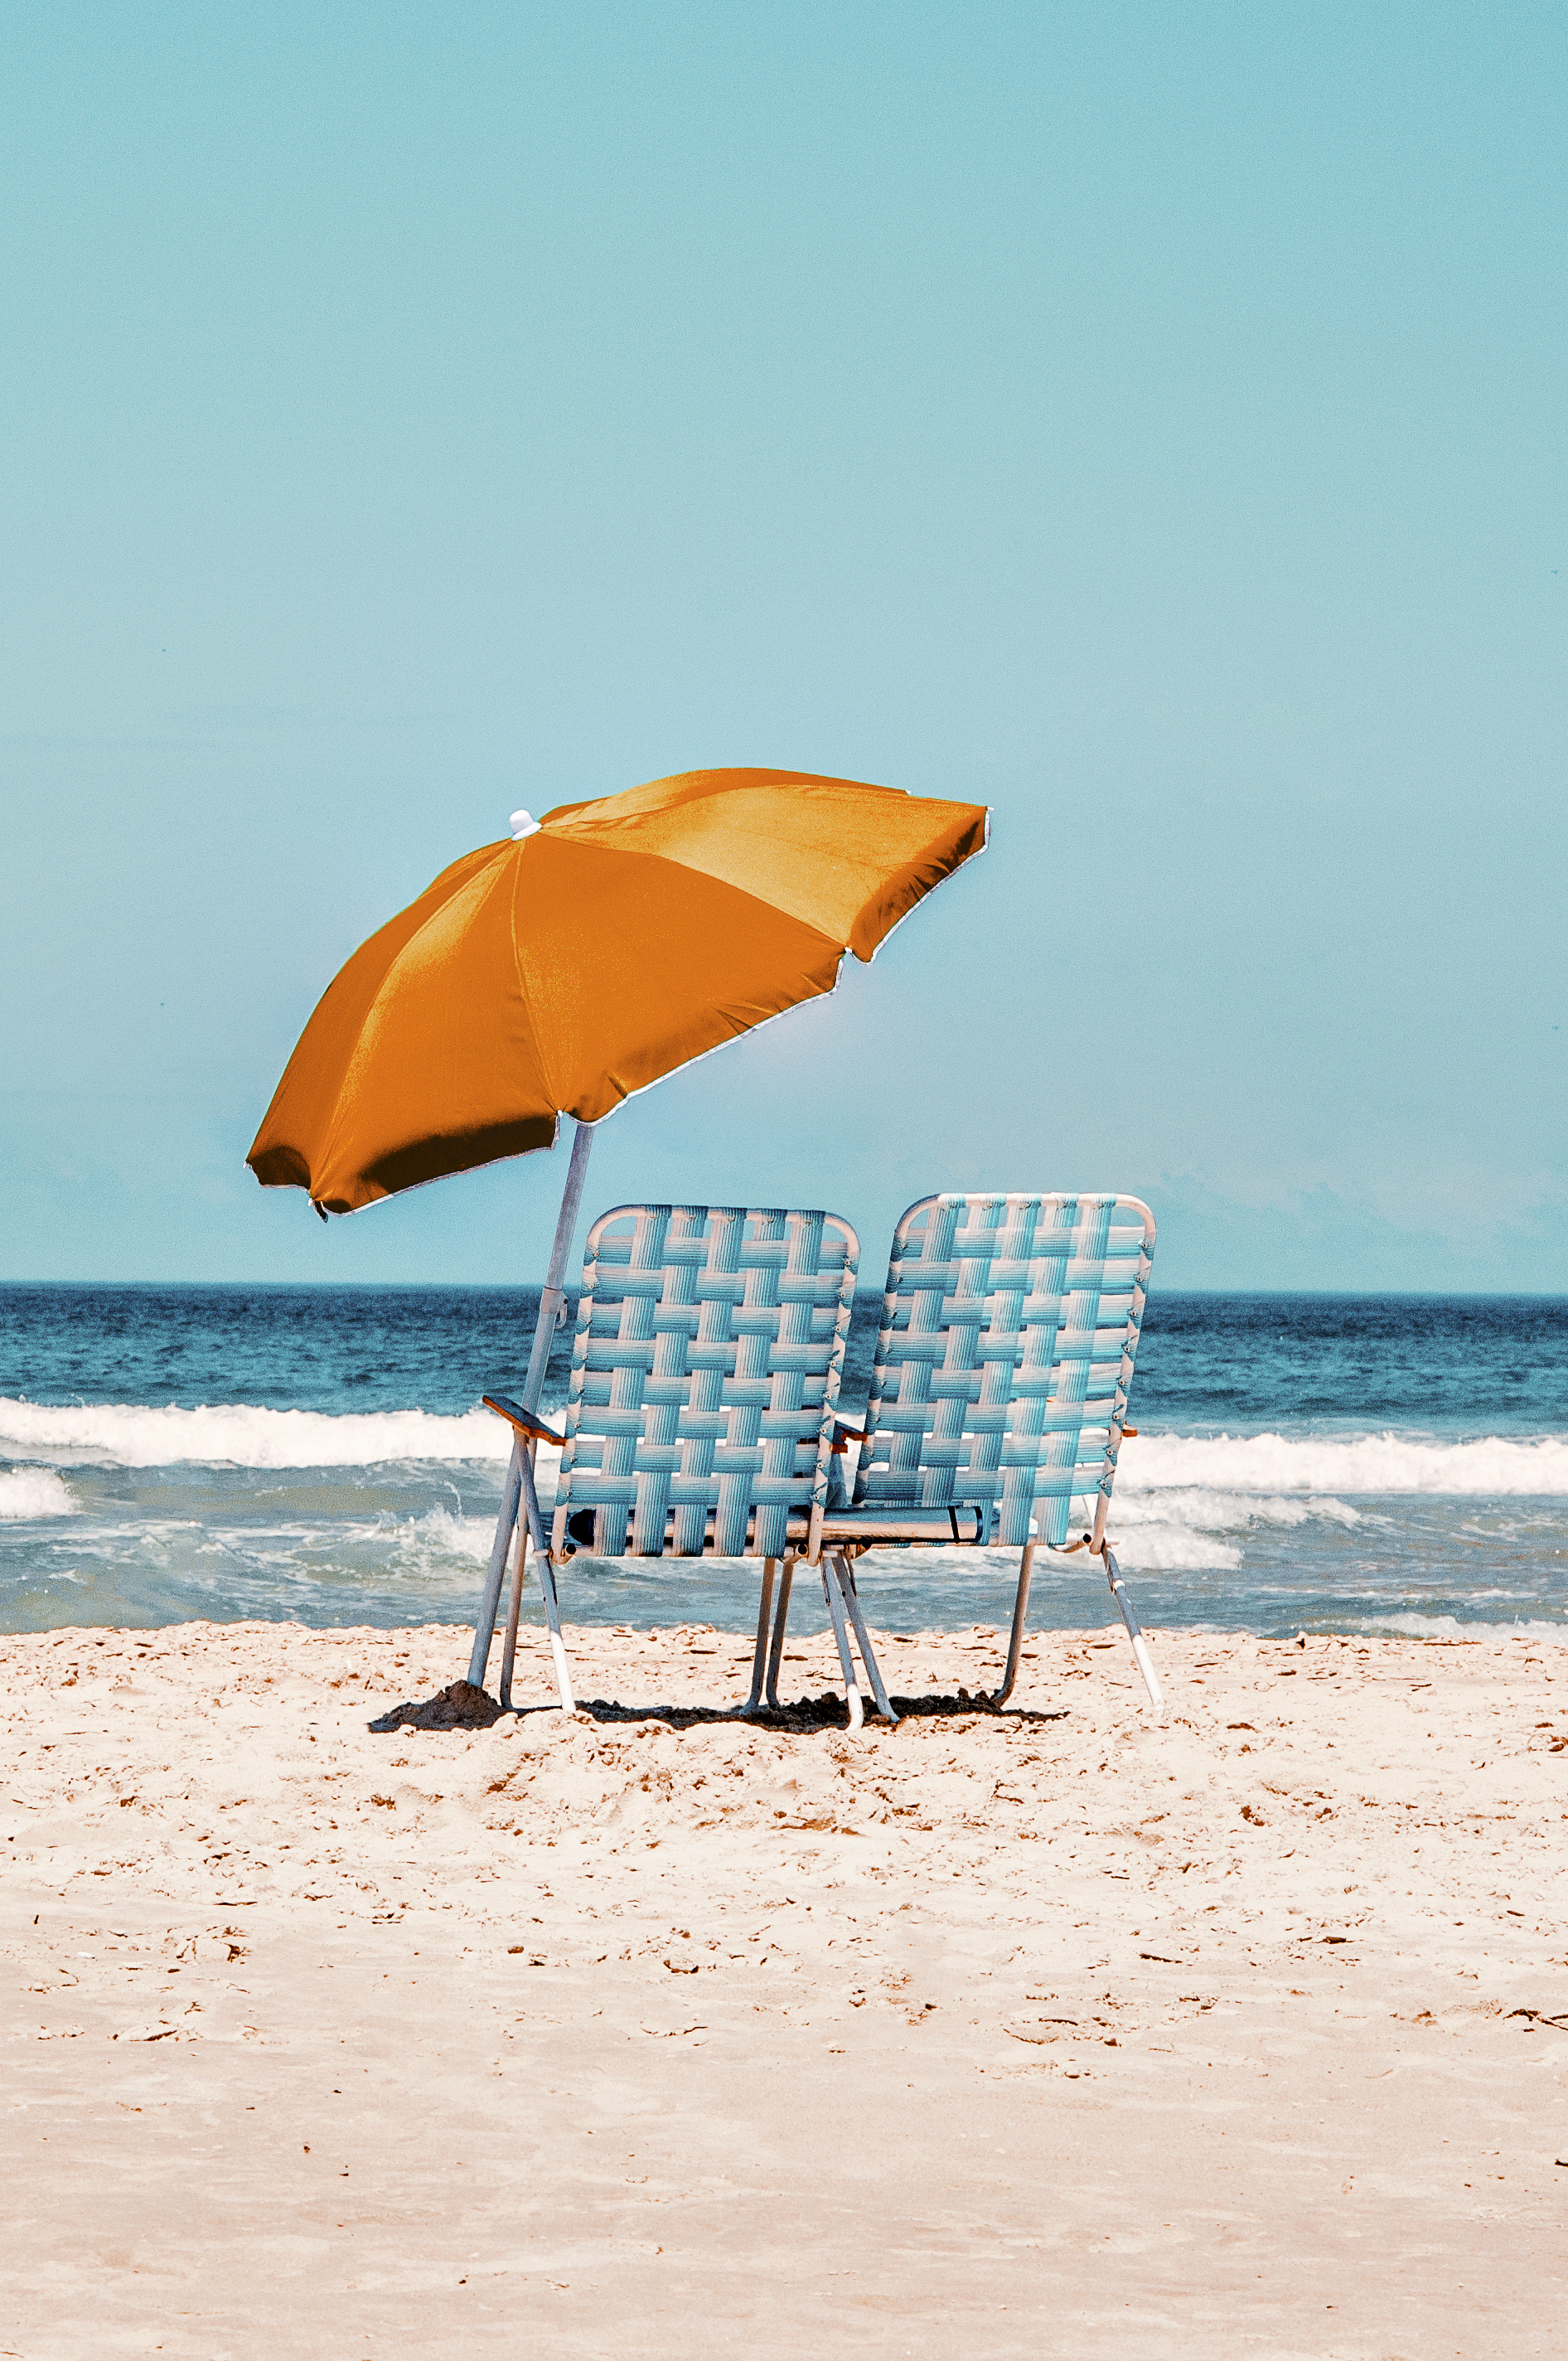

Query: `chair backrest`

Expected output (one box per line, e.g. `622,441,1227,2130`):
553,1204,859,1560
851,1193,1155,1550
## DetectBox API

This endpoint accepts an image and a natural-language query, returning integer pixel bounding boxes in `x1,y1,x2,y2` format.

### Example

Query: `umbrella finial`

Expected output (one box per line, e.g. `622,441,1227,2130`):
509,809,541,840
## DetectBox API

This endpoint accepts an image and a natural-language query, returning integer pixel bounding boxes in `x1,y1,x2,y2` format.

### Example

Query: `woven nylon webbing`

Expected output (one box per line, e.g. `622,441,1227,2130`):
850,1193,1155,1549
553,1205,859,1559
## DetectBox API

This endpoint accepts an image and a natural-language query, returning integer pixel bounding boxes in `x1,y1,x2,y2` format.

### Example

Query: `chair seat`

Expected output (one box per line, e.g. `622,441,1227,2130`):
554,1501,986,1557
816,1505,988,1548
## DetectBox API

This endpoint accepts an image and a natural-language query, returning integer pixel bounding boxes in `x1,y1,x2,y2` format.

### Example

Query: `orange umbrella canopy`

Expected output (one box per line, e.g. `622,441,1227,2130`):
248,767,988,1216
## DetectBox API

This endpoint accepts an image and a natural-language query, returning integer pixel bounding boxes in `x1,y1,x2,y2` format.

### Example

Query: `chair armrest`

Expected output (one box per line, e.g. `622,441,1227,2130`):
483,1393,566,1448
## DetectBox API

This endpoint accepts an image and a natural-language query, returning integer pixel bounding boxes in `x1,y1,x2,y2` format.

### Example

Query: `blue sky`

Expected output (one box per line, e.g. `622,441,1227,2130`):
2,2,1564,1289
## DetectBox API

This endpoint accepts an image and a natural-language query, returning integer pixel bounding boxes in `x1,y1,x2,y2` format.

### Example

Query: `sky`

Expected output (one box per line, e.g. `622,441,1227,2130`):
2,2,1564,1292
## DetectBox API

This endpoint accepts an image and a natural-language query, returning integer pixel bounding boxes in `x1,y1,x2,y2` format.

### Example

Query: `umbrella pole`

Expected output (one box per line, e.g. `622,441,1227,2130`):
466,1118,596,1690
520,1117,597,1413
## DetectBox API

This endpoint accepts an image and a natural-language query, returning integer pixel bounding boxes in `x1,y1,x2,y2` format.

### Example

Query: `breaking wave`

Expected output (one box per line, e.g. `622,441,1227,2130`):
386,1505,509,1570
0,1467,77,1519
1116,1430,1568,1497
4,1398,1567,1516
0,1398,515,1471
1363,1614,1568,1642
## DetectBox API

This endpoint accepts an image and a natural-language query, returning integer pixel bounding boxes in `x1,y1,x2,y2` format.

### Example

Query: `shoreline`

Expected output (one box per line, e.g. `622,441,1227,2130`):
4,1621,1565,2354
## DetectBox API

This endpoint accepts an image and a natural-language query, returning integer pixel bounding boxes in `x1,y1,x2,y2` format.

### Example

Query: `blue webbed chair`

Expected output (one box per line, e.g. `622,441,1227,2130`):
762,1191,1164,1712
506,1202,891,1721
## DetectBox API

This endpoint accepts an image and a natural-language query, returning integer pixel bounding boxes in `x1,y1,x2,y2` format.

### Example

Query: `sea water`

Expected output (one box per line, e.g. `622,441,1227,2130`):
2,1286,1566,1643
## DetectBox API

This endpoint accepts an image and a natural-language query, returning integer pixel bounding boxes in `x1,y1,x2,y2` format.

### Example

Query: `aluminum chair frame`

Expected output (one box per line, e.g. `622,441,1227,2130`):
762,1191,1164,1713
483,1393,575,1711
517,1201,893,1723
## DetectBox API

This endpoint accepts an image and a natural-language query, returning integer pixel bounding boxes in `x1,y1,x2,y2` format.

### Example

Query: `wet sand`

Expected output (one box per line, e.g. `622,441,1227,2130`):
3,1619,1566,2357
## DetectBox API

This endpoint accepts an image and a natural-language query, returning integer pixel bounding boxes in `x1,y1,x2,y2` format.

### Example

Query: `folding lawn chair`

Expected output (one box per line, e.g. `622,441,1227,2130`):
762,1191,1164,1714
497,1202,864,1714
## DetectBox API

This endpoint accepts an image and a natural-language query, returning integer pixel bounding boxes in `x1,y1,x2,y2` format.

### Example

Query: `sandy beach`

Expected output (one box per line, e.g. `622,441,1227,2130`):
3,1618,1565,2358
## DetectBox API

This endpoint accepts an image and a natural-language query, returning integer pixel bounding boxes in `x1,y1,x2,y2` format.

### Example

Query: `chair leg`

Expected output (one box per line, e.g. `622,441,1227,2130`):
738,1558,778,1714
833,1554,898,1723
765,1557,795,1708
498,1517,526,1711
1103,1545,1164,1714
467,1441,523,1689
820,1558,864,1731
992,1542,1036,1705
534,1549,577,1713
510,1440,574,1713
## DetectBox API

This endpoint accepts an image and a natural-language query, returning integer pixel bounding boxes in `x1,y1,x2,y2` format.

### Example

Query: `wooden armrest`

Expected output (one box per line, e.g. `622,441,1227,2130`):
482,1393,565,1448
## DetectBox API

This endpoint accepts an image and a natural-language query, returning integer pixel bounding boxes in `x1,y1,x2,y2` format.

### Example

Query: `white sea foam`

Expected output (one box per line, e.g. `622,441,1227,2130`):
1362,1614,1568,1643
0,1467,77,1519
0,1398,514,1471
390,1505,507,1568
1118,1430,1568,1497
1099,1525,1244,1573
197,1505,507,1586
3,1390,1566,1511
1094,1483,1362,1570
1112,1486,1361,1530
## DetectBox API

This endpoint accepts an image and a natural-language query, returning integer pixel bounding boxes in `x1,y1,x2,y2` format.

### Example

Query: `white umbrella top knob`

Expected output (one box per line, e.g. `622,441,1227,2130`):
510,810,541,840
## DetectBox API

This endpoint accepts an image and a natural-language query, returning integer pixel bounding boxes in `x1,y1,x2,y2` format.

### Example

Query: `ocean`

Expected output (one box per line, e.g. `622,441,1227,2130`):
2,1285,1566,1646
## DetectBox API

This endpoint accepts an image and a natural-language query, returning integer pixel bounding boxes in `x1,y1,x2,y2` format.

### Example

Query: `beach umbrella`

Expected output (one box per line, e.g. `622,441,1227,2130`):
249,764,986,1299
249,765,988,1675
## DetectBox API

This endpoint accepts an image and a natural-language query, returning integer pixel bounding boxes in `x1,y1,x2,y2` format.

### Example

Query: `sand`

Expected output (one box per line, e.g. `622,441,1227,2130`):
2,1617,1566,2358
